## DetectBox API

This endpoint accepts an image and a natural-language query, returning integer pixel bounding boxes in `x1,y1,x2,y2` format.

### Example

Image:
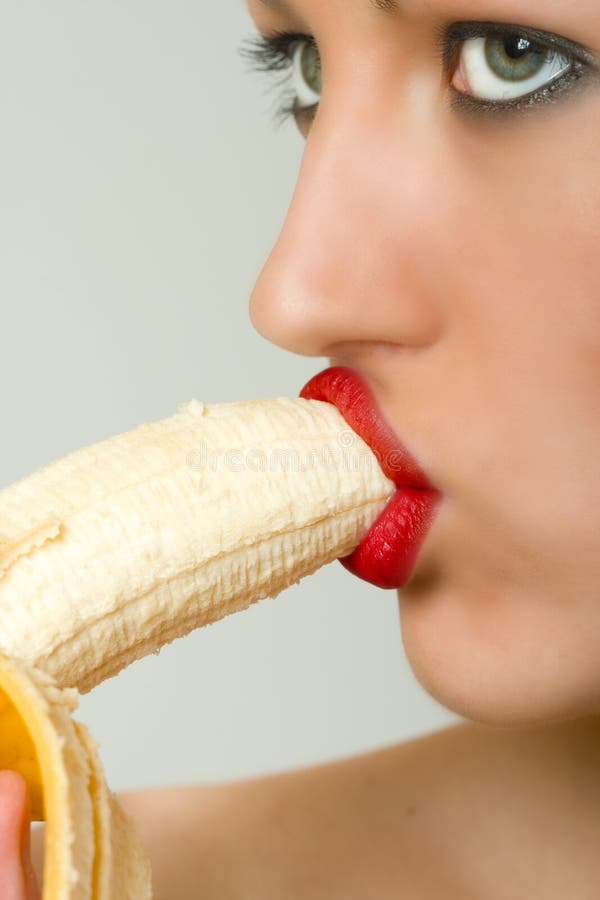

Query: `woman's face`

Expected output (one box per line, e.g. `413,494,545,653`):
244,0,600,727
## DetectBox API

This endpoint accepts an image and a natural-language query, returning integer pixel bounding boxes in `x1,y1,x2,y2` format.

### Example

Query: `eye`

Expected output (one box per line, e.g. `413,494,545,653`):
452,33,571,103
289,39,322,110
439,21,597,116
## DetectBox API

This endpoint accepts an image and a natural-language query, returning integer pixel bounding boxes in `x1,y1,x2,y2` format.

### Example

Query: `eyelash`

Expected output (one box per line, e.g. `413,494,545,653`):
238,21,597,126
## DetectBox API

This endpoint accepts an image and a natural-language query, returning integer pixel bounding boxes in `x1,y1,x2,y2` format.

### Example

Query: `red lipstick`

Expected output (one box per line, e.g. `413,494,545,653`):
299,366,441,589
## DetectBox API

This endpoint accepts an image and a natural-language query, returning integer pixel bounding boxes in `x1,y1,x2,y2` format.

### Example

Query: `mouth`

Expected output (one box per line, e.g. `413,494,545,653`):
299,366,442,589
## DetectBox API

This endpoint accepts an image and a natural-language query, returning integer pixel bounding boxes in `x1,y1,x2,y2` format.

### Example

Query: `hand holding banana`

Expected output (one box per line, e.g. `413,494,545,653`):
0,391,395,898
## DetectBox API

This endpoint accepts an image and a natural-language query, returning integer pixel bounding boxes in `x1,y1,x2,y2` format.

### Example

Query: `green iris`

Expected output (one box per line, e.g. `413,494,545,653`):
485,36,549,82
300,42,322,94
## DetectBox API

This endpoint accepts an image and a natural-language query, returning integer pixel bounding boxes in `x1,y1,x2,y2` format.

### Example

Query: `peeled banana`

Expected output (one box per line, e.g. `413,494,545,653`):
0,394,395,897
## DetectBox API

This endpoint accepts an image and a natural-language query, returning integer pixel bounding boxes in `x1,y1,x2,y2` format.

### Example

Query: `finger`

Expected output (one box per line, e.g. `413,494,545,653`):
0,770,41,900
20,802,41,900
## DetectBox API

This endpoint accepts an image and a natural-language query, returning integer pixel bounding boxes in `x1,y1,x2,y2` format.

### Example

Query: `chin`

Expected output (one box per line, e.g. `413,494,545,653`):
397,582,600,729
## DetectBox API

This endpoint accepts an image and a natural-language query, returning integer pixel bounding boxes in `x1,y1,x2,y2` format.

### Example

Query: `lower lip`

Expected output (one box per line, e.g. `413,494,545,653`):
339,487,439,588
300,367,441,589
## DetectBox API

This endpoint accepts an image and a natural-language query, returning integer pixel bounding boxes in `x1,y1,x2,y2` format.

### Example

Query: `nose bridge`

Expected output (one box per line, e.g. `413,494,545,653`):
249,72,446,355
290,94,431,254
284,118,417,289
285,19,443,239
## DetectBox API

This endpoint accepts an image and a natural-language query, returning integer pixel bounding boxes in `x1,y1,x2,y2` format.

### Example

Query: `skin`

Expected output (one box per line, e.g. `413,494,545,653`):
0,771,39,900
3,0,600,894
245,0,600,728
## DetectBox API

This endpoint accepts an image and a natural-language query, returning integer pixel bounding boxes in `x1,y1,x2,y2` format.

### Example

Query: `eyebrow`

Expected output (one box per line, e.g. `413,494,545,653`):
257,0,399,11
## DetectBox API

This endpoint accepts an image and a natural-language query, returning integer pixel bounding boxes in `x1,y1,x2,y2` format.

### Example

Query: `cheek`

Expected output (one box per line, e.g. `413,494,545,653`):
438,103,600,575
446,93,600,365
400,279,600,605
393,109,600,724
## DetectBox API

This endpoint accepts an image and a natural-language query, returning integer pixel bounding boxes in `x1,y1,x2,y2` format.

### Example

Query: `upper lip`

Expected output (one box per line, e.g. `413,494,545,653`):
299,365,437,492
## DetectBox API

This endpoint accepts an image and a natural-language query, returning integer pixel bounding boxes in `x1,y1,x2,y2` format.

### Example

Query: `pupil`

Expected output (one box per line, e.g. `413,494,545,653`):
504,36,531,59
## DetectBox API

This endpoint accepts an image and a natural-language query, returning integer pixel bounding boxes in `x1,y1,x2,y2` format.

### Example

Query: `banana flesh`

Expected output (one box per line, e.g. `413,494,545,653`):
0,396,394,694
0,394,395,897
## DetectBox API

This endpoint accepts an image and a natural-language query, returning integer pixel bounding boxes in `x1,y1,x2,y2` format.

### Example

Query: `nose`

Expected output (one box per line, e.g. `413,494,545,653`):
249,98,447,358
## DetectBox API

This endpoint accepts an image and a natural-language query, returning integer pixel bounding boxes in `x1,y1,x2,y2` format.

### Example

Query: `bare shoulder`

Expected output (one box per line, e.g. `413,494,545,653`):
117,780,244,899
254,722,484,898
233,718,600,900
113,723,488,900
181,723,476,899
114,725,471,899
117,718,600,899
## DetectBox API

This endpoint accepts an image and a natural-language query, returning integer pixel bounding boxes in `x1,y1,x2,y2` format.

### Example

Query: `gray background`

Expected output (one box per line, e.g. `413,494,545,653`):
1,1,459,793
